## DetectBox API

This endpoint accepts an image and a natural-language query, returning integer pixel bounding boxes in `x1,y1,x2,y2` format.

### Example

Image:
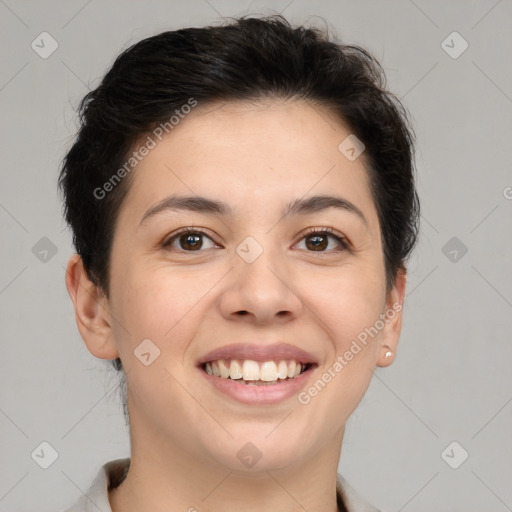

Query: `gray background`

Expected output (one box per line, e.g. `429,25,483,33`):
1,1,511,511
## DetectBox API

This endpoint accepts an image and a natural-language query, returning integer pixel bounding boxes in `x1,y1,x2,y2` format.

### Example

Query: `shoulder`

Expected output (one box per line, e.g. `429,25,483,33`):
62,458,130,512
336,473,385,512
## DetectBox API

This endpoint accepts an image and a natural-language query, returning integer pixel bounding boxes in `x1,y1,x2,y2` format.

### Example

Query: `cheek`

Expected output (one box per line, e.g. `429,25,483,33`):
299,272,384,423
300,263,386,346
111,266,214,360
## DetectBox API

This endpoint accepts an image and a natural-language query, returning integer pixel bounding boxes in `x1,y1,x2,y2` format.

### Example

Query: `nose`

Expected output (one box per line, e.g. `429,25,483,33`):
218,246,303,325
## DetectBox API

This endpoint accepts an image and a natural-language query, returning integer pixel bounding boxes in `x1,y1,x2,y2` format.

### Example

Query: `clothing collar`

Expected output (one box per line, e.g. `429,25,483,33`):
64,458,383,512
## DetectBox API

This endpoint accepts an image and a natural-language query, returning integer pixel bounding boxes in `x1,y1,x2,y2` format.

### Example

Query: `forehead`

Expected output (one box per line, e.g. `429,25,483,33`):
118,98,378,230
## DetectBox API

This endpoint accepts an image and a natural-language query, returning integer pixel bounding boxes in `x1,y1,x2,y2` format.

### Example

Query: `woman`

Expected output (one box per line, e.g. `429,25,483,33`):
60,14,419,512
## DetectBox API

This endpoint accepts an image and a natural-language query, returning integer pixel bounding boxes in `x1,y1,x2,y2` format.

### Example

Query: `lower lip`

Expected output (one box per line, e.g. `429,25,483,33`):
198,366,316,405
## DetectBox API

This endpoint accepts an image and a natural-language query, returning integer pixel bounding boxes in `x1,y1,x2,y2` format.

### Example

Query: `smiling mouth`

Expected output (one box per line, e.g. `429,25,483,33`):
201,359,315,385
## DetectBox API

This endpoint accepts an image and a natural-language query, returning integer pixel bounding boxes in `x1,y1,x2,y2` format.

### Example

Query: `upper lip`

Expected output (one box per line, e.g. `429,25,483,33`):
196,343,318,366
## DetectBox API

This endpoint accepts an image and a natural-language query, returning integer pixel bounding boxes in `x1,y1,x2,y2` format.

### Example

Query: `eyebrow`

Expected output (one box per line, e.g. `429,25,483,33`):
139,194,368,226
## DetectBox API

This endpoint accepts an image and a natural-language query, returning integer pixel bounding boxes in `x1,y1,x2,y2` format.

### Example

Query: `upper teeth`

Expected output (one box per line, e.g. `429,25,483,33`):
204,359,305,381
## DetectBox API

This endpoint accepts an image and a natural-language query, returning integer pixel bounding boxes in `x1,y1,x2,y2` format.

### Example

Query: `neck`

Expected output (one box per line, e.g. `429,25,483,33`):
109,417,346,512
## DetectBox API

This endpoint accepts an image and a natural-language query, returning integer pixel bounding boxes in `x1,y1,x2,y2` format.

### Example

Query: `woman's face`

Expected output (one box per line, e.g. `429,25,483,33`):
83,99,405,472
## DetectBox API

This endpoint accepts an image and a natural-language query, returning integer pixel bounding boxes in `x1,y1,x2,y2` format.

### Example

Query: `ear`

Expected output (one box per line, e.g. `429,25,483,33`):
64,254,119,360
376,268,406,367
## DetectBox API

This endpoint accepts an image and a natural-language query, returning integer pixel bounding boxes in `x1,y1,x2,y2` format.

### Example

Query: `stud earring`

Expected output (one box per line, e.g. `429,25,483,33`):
384,350,392,358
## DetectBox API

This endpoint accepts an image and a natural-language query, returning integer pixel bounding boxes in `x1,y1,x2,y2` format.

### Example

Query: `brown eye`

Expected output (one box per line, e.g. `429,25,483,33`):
296,228,349,253
163,228,217,252
178,232,203,250
305,233,329,251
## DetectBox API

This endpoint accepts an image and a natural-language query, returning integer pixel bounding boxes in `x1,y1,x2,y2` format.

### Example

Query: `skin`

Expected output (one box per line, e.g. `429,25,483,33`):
65,98,406,512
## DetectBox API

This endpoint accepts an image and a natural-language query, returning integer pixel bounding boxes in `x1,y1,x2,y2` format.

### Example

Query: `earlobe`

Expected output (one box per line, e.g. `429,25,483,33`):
376,268,407,367
64,254,119,360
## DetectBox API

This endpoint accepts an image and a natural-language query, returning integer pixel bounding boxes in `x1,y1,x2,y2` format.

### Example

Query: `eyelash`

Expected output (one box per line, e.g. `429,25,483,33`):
162,226,349,254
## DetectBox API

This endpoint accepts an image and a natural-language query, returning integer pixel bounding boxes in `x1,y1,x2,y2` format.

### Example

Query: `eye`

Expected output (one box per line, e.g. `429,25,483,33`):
162,228,219,252
162,226,349,254
295,227,349,253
